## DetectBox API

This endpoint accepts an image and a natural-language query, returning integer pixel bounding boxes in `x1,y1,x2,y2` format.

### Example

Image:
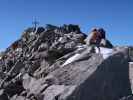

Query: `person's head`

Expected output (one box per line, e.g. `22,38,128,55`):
98,28,106,39
91,28,97,32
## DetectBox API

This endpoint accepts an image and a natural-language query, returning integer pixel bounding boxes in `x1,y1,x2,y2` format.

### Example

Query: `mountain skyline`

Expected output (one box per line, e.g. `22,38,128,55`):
0,0,132,50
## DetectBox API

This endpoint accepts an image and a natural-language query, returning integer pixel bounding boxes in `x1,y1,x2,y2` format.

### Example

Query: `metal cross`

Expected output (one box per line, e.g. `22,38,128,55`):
32,19,39,29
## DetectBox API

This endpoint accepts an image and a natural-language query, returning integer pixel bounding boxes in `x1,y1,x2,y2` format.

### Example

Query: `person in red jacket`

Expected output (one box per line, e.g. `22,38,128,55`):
85,28,101,53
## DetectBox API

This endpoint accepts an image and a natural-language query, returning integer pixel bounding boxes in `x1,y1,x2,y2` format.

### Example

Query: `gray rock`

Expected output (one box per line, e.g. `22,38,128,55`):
0,89,9,100
38,43,48,52
42,49,132,100
68,51,131,100
43,85,76,100
129,47,133,61
129,62,133,94
11,95,29,100
36,27,45,35
8,61,25,76
23,74,48,95
120,95,133,100
0,25,132,100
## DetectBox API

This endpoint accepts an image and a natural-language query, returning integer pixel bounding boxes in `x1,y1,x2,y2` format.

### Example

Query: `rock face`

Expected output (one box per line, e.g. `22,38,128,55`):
129,47,133,61
0,24,132,100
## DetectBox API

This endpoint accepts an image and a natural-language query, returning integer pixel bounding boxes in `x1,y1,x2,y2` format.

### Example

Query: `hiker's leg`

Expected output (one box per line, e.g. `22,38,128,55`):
97,45,100,53
90,44,96,53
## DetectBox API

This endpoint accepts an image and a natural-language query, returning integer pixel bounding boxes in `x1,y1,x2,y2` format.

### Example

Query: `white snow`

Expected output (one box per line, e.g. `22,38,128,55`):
129,62,133,64
58,37,63,42
62,53,81,67
62,47,114,67
95,47,113,59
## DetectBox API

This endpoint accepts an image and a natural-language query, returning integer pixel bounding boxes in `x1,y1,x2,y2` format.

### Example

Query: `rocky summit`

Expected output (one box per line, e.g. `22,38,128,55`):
0,24,133,100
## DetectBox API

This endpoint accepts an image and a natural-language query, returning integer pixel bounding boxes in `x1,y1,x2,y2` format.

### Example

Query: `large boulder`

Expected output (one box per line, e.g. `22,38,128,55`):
119,95,133,100
40,48,131,100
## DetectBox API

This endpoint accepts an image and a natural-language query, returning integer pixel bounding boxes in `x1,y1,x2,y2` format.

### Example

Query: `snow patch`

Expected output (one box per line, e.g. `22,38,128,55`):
95,47,113,59
62,47,114,67
59,37,63,42
129,62,133,64
62,53,81,67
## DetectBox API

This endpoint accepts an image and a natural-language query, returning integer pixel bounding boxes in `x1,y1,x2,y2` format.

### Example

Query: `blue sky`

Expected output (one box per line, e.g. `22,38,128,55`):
0,0,132,50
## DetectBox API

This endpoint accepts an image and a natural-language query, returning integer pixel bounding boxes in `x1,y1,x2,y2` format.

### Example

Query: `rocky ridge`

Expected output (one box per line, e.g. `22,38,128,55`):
0,24,133,100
